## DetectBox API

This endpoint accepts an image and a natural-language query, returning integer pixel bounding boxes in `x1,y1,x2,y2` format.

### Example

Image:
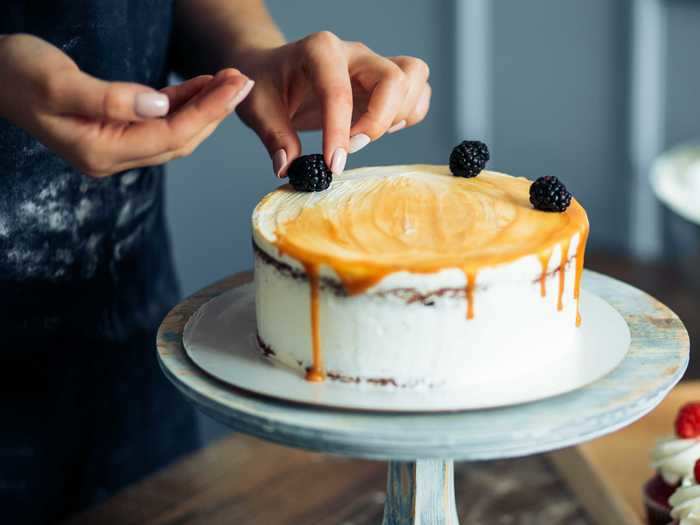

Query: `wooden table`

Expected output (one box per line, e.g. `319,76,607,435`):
64,382,700,525
63,435,590,525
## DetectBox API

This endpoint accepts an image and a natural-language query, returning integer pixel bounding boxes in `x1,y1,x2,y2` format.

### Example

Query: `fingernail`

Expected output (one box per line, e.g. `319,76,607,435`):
272,149,287,178
387,120,406,134
227,79,255,111
349,133,371,154
135,92,169,118
330,148,347,174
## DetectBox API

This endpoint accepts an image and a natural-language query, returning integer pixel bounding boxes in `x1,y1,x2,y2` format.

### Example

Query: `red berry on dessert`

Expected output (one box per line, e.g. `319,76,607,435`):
676,403,700,438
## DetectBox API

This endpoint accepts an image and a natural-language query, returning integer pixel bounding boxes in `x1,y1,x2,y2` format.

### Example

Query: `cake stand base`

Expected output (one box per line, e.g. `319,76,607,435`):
382,460,458,525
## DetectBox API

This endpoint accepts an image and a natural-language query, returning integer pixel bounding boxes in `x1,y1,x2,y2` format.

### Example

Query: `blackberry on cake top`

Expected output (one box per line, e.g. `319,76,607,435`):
287,154,333,192
449,140,490,178
529,175,572,212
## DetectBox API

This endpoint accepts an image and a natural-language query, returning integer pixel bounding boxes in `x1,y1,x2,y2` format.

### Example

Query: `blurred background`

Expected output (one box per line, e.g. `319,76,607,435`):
165,0,700,441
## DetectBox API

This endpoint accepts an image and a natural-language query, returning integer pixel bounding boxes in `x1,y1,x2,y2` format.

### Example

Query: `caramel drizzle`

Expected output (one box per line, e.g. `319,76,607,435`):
304,263,325,382
268,167,591,381
465,272,476,319
557,240,571,311
574,227,589,327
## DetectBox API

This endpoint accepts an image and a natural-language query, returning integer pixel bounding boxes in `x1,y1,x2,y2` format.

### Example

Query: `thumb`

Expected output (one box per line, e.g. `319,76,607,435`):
51,69,169,121
238,90,301,178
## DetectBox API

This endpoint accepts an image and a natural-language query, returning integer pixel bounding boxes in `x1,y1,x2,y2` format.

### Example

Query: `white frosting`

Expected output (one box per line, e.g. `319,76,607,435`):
670,476,700,525
255,250,579,388
652,436,700,485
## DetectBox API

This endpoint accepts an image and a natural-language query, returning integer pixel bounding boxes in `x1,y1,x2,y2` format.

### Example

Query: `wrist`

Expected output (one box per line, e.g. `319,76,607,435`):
227,23,286,69
230,43,280,75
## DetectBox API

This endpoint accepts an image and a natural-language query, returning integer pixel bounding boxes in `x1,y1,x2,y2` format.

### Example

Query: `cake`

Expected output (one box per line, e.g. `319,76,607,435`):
647,404,700,524
252,163,589,388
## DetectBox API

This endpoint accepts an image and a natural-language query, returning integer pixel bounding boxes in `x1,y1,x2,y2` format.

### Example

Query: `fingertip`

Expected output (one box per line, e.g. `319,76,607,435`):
330,148,347,175
275,138,303,178
215,68,245,81
323,134,350,169
226,79,254,111
387,120,406,134
134,91,169,118
406,84,431,126
416,85,431,114
349,133,371,154
272,149,287,178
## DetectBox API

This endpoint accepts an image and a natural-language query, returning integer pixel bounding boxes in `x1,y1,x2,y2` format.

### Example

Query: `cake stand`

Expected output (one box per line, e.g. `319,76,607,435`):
157,271,689,524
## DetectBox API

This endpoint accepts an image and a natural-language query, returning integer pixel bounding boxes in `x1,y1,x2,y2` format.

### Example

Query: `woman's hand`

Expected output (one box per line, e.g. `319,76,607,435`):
0,34,254,177
235,31,431,177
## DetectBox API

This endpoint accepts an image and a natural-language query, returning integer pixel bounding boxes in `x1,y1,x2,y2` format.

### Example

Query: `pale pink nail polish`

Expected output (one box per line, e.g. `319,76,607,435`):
349,134,371,154
227,79,255,111
135,93,169,118
330,148,347,174
387,120,407,134
272,149,287,178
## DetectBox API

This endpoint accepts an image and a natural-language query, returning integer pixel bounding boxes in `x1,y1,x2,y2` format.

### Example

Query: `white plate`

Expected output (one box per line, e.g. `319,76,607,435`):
183,283,631,412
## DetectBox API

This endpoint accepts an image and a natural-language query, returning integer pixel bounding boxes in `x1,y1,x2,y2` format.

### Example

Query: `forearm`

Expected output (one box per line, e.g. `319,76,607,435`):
172,0,286,77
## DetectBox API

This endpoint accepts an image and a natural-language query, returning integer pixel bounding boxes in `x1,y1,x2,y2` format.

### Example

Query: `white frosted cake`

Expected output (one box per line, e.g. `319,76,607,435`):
252,164,589,388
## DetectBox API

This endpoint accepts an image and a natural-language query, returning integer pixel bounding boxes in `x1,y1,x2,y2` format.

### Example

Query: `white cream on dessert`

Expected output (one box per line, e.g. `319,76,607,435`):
670,476,700,524
652,437,700,485
253,165,589,385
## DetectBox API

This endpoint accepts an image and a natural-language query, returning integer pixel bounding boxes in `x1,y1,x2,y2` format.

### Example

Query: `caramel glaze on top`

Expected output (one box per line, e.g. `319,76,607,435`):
259,165,590,381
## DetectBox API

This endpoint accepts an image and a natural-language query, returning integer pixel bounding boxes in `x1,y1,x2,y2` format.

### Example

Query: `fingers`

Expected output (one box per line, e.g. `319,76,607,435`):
164,69,253,144
406,82,431,127
346,48,430,151
347,49,407,151
48,69,171,121
388,56,431,128
108,120,221,174
161,75,213,112
125,70,252,158
300,32,353,174
237,85,302,178
52,68,254,177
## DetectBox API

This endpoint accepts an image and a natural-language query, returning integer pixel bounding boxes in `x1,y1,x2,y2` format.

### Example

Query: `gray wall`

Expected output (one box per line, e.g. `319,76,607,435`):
490,0,630,248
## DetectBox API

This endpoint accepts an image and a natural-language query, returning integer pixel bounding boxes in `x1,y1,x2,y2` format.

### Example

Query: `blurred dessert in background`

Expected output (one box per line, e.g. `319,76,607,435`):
646,403,700,524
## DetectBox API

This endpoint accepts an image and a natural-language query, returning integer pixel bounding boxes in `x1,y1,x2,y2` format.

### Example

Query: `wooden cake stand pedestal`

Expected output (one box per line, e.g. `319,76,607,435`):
157,272,688,525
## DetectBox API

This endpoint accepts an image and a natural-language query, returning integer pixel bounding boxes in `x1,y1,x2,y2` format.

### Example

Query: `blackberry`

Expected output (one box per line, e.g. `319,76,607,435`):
449,140,490,178
287,154,332,192
529,176,572,212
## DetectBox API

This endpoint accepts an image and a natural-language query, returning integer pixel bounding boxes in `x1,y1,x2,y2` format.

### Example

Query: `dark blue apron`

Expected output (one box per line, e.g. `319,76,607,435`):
0,2,199,523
